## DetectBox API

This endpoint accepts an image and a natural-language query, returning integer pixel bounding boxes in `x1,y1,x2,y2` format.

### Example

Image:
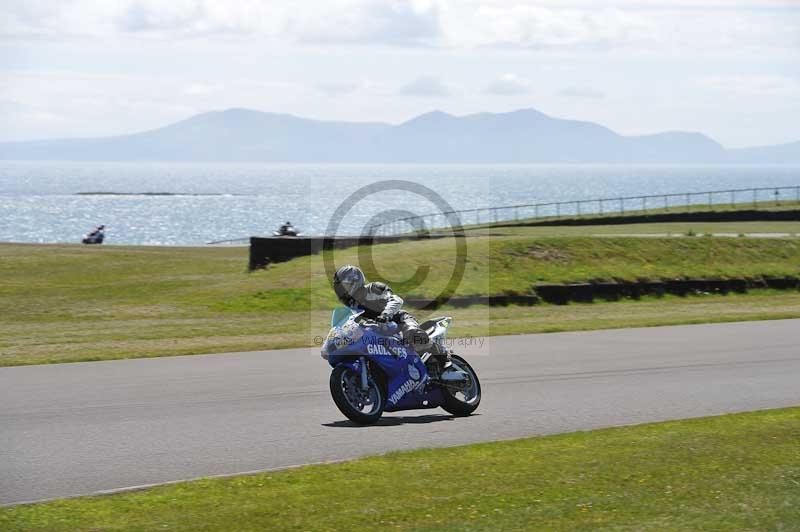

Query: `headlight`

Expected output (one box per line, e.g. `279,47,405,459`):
321,320,363,360
321,336,337,359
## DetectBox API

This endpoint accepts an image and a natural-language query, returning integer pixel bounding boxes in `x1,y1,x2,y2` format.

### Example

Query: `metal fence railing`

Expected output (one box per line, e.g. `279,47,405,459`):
367,185,800,236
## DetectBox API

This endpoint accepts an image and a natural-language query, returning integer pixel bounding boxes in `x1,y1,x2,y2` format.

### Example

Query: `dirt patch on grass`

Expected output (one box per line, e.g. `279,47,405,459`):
525,244,570,263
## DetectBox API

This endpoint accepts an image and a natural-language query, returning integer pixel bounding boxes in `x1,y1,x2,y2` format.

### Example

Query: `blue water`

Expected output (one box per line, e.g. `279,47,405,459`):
1,161,799,245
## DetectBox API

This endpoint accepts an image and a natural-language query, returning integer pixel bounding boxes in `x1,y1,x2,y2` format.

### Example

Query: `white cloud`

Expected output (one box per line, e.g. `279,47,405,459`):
557,87,605,99
0,0,442,45
115,1,209,33
315,82,360,96
0,99,66,133
183,82,222,96
0,70,204,140
697,75,800,97
1,1,798,146
314,80,382,97
2,1,797,52
292,1,440,46
442,4,650,50
398,75,452,97
484,73,533,95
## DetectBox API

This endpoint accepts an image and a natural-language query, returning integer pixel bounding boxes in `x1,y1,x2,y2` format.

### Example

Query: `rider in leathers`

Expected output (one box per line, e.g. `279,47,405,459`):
333,265,430,349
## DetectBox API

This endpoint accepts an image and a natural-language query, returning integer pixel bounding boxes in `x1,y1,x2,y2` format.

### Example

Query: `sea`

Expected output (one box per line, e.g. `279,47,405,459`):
1,161,799,246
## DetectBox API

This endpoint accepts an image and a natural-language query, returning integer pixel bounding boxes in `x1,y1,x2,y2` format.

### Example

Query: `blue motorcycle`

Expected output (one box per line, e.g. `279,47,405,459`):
321,307,481,425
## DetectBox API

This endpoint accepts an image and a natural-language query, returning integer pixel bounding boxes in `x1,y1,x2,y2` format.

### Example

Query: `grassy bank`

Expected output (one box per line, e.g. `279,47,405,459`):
2,234,800,366
3,407,799,530
466,220,800,237
4,291,800,366
463,199,800,233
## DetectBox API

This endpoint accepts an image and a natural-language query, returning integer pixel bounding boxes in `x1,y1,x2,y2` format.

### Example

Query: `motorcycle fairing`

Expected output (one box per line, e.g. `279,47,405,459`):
326,321,445,412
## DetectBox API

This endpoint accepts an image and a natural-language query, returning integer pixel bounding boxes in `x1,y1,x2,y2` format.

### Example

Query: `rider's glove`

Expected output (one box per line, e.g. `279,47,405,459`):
375,314,389,323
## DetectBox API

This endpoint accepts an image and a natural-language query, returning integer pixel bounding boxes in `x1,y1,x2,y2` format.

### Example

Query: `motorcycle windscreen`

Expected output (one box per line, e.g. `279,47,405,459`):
330,307,360,328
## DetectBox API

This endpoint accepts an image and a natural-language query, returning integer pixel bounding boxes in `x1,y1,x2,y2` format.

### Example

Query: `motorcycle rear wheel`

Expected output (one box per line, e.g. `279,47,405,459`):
441,355,481,417
329,365,385,425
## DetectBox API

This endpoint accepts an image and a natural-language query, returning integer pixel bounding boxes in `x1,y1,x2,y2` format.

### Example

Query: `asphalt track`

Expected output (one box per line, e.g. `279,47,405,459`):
2,319,800,506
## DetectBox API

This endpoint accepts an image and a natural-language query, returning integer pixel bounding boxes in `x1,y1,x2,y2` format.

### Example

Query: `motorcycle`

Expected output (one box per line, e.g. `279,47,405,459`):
82,229,105,244
321,307,481,425
272,223,301,237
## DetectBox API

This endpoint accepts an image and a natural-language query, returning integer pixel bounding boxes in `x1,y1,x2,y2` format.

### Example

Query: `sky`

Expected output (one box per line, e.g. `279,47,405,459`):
1,0,798,148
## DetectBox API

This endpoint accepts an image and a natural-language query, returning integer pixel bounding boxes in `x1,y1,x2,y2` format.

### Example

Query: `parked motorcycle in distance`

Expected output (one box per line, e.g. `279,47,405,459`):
82,225,106,244
321,307,481,425
273,221,301,237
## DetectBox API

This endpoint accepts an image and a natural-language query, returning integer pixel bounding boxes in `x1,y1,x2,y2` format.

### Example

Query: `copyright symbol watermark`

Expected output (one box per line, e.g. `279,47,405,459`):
322,180,467,309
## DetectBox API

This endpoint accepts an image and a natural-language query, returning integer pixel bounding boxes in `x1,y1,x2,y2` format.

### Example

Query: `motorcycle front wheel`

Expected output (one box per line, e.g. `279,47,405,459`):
441,355,481,417
329,365,385,425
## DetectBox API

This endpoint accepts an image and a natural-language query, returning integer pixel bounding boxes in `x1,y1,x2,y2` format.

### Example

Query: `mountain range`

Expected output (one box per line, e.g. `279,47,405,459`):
1,107,798,163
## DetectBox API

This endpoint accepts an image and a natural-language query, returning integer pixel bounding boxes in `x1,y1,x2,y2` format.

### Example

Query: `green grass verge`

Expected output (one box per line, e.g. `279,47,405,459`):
464,220,800,237
2,237,800,366
2,291,800,366
459,291,800,336
3,407,798,531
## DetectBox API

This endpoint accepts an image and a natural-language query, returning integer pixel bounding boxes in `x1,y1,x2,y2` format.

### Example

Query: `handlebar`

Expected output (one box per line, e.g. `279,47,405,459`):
356,315,393,331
